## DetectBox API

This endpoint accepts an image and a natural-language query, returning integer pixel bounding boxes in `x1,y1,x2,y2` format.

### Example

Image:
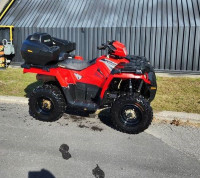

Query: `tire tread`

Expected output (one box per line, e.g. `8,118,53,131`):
29,84,66,121
111,95,153,134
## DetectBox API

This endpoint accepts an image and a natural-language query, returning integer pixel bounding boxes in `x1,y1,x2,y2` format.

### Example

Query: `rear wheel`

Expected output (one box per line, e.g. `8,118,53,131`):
29,84,66,121
111,95,153,134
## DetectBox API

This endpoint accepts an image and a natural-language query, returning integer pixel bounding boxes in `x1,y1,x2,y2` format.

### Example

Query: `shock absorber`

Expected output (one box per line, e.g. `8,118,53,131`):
137,80,144,93
129,79,133,94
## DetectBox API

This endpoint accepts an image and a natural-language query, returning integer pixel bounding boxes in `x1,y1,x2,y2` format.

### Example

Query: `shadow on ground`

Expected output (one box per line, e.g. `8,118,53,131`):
28,169,55,178
65,107,96,117
98,108,114,129
24,81,42,97
92,164,105,178
24,83,113,131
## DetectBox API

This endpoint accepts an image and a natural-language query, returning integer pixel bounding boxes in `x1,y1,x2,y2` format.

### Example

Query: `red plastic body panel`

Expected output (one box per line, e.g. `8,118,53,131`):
23,55,151,99
24,55,128,87
111,41,127,57
23,67,76,87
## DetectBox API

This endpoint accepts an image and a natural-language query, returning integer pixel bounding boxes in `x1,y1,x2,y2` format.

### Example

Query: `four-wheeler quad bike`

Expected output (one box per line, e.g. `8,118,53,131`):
21,33,157,134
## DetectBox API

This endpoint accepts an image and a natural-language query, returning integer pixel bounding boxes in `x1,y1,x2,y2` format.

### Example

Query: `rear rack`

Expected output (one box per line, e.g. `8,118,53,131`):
21,63,58,72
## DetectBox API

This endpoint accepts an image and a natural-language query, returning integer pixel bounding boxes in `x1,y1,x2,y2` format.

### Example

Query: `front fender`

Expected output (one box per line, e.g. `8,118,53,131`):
100,73,151,99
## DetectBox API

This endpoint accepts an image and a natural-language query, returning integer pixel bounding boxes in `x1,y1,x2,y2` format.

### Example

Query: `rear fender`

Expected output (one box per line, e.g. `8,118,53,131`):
23,68,75,87
100,73,151,99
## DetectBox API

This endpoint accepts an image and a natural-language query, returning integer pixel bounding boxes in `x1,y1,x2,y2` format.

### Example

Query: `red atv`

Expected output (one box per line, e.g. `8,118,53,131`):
21,33,157,134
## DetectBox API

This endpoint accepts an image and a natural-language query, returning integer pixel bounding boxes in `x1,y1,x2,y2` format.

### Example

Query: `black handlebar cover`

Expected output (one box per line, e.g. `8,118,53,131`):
97,45,106,50
97,40,116,50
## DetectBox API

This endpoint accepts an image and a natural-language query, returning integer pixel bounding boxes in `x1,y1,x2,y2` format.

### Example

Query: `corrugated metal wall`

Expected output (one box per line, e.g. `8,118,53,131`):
0,0,200,72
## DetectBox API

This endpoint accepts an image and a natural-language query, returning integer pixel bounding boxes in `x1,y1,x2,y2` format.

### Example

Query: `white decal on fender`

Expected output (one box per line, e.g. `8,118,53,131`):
100,59,117,71
74,73,82,80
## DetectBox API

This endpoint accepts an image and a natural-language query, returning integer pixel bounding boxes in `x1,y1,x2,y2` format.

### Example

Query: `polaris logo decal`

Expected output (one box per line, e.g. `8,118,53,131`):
100,59,117,71
74,73,82,80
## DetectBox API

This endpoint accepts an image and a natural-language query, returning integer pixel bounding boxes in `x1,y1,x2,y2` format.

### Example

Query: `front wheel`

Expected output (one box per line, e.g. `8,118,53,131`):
111,95,153,134
29,84,66,121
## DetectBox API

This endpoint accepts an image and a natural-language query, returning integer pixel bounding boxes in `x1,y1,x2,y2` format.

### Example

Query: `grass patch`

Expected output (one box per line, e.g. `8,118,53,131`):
151,76,200,114
0,68,40,97
0,68,200,113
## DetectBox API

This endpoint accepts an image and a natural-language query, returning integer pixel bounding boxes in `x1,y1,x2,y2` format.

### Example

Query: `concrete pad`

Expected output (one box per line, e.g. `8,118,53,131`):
156,72,200,78
0,95,28,104
154,111,200,124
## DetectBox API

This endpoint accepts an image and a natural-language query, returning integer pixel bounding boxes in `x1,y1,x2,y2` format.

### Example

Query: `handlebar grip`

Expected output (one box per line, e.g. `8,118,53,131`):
97,46,106,50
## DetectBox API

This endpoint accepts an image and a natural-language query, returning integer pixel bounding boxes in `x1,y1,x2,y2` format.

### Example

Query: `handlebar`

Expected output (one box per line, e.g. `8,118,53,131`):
97,45,106,50
97,41,115,50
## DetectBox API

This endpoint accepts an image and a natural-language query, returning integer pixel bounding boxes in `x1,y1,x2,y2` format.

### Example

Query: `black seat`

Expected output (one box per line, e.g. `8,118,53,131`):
58,59,95,71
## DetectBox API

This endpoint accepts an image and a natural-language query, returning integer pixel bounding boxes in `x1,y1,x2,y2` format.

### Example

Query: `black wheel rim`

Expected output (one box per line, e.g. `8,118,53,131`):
120,104,143,127
36,97,54,115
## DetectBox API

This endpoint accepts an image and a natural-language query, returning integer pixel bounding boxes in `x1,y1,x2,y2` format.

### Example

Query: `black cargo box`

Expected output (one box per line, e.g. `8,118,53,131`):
52,37,76,53
21,33,76,66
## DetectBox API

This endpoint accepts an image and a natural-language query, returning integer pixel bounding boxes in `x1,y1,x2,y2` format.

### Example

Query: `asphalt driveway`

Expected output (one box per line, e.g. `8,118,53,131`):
0,103,200,178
